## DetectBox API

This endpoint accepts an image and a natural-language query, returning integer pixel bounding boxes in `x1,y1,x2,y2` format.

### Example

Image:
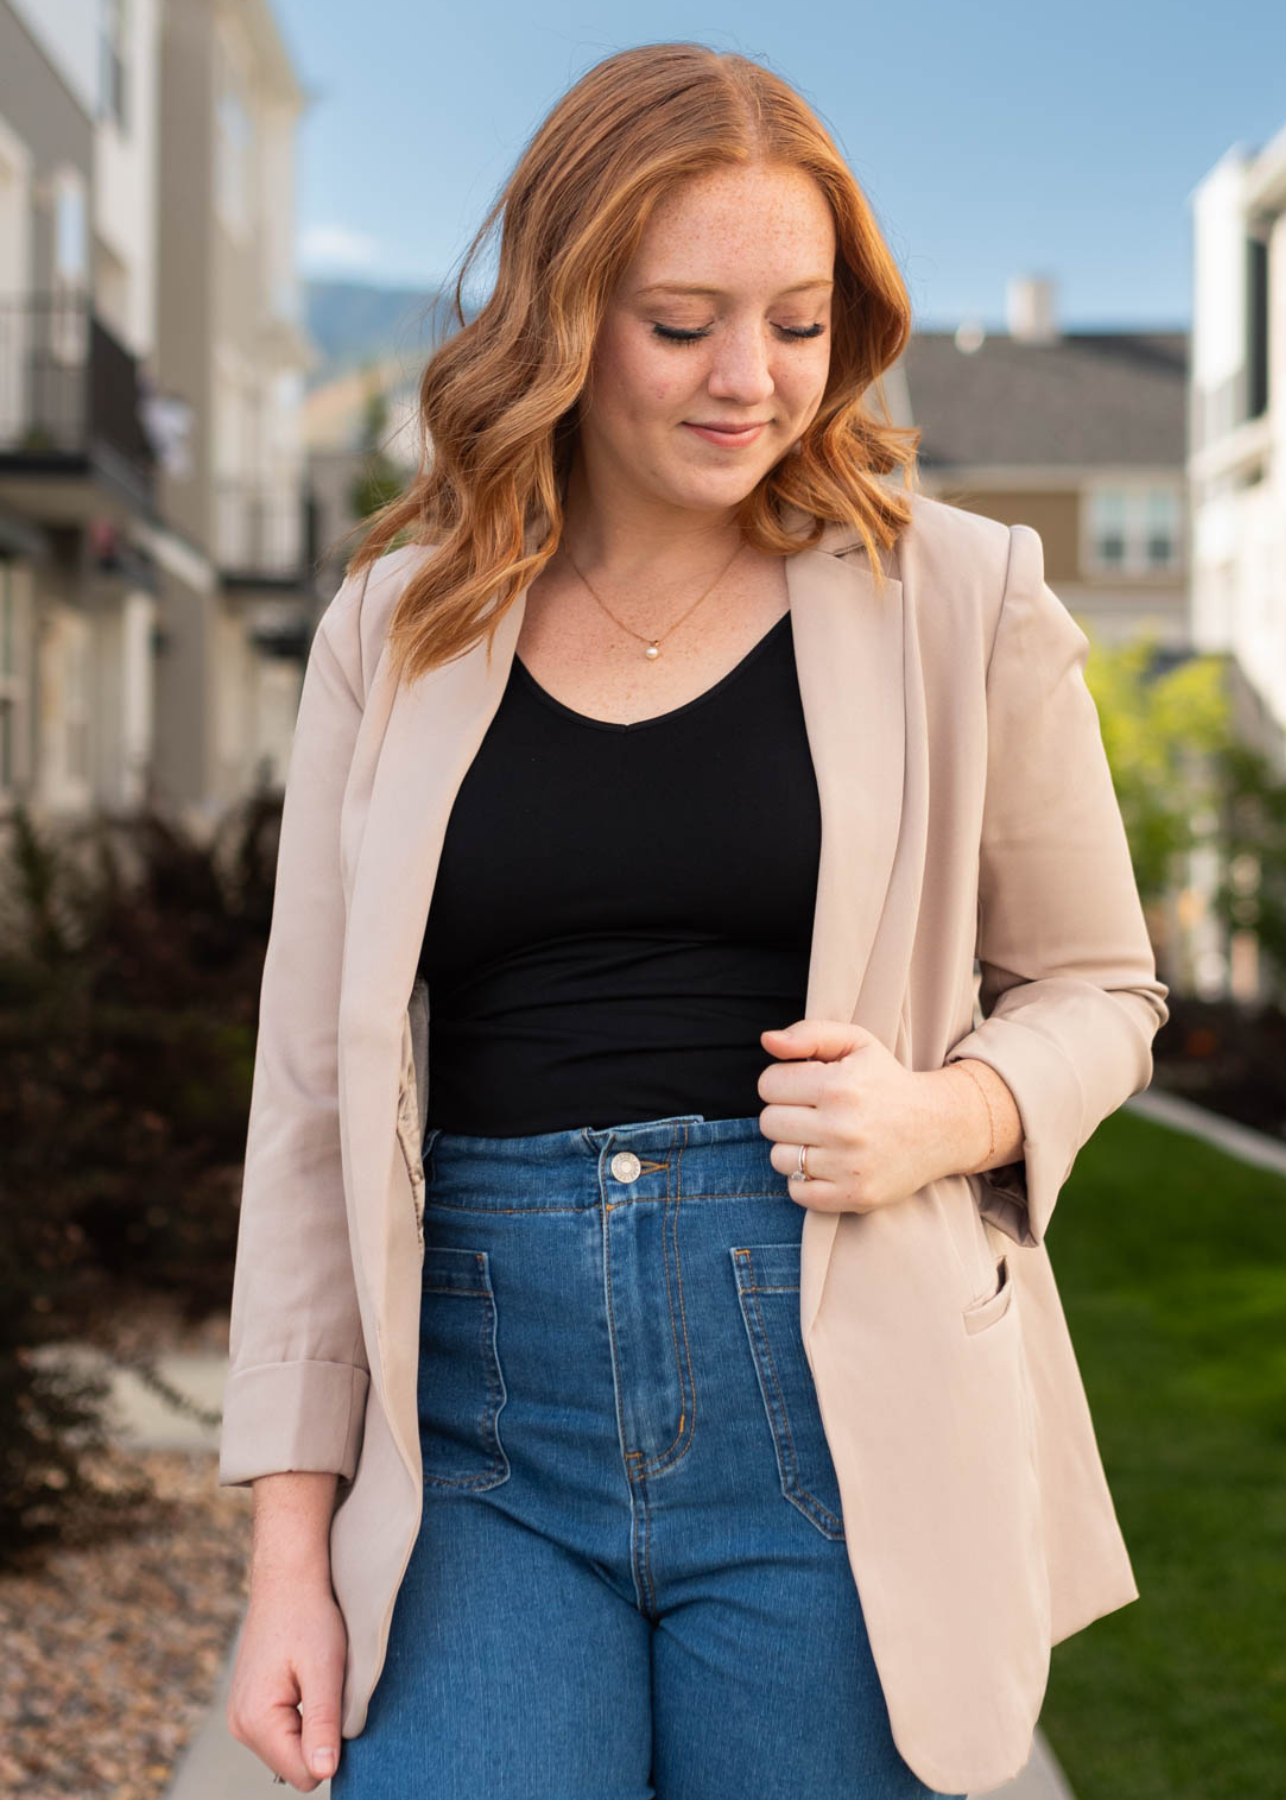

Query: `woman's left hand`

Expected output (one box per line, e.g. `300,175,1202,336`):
757,1018,947,1215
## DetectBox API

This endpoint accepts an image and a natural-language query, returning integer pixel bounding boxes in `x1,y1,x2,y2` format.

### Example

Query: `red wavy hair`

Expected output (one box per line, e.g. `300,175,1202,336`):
329,42,921,685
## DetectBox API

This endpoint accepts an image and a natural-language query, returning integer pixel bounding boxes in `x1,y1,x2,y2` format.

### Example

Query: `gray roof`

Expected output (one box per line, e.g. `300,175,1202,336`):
895,330,1188,469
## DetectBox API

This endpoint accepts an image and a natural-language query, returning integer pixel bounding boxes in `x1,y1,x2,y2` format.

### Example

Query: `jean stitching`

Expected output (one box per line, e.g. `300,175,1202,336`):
424,1278,487,1489
737,1251,845,1540
600,1165,656,1615
639,1121,698,1479
422,1258,508,1491
640,1467,657,1616
481,1262,511,1484
669,1123,699,1468
422,1200,585,1215
601,1170,639,1490
652,1189,788,1201
421,1189,788,1216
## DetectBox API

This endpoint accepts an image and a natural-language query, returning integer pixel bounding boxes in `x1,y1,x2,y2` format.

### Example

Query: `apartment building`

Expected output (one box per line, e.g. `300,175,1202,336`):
0,0,168,817
0,0,316,832
153,0,317,812
892,275,1188,649
1190,127,1285,770
890,277,1200,992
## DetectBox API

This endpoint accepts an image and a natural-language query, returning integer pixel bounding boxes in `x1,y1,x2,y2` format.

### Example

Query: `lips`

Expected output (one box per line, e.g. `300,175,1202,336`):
683,421,767,448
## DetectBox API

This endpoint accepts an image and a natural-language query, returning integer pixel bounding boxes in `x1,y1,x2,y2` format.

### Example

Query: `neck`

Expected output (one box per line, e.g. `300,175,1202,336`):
559,454,746,585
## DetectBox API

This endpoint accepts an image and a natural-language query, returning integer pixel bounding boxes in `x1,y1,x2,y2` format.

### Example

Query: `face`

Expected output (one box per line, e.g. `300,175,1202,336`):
574,161,836,521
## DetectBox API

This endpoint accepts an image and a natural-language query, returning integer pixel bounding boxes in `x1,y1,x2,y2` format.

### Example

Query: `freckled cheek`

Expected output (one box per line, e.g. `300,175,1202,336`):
632,351,691,414
776,357,827,415
592,342,684,423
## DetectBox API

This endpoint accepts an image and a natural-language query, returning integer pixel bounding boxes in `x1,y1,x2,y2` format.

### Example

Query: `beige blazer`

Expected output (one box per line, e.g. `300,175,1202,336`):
217,491,1168,1796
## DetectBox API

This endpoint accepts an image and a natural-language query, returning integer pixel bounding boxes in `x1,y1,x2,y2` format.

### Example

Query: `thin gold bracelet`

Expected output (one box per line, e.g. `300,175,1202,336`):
952,1060,997,1174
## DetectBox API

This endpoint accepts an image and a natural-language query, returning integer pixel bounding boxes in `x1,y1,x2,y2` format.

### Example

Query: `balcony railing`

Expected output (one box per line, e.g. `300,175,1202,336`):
216,481,318,584
0,290,158,512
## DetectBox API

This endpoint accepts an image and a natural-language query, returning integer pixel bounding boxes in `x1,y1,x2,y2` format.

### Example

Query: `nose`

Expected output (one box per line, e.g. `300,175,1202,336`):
704,323,776,407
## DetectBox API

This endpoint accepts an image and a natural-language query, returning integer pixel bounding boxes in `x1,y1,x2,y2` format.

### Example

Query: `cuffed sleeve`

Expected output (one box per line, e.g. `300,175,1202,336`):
944,523,1169,1248
218,1359,370,1486
217,569,373,1489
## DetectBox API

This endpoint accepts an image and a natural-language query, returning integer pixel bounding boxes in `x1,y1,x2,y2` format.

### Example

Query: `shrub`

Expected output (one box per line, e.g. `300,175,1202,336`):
0,793,280,1558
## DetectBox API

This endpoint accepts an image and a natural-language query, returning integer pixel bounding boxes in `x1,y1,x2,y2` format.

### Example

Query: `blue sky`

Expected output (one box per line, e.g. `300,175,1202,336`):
273,0,1284,332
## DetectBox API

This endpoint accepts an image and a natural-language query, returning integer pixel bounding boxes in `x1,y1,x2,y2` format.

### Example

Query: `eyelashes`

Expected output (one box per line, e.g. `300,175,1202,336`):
651,323,826,345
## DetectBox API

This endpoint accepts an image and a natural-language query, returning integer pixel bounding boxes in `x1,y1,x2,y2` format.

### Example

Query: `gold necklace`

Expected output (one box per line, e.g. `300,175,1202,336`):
563,537,746,660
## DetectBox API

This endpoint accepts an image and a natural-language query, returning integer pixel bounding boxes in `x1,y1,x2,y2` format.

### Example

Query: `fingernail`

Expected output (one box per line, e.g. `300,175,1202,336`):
313,1748,337,1775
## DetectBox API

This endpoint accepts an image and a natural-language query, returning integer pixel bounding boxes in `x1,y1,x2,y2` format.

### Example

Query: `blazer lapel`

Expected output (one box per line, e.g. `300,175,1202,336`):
786,537,906,1341
338,520,907,1434
338,586,528,1350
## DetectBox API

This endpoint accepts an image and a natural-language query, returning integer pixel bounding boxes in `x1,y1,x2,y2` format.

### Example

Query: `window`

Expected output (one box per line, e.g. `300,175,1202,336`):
63,611,90,784
49,168,88,366
52,170,86,286
99,0,130,132
0,564,33,795
1088,487,1181,575
1091,491,1127,568
1246,230,1269,422
1145,490,1179,568
215,39,253,237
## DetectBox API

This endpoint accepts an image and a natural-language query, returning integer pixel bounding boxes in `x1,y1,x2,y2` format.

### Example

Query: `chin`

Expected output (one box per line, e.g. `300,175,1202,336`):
668,463,768,505
666,484,758,515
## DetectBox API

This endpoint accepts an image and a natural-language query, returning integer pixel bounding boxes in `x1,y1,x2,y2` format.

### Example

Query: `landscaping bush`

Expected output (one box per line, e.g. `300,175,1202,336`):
1151,990,1286,1144
0,794,281,1559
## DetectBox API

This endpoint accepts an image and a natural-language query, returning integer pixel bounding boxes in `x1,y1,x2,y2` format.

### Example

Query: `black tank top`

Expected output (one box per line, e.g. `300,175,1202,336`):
418,610,822,1134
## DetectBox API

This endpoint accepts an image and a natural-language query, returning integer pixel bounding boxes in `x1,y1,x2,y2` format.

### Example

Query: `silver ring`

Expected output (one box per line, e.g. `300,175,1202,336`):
791,1142,811,1181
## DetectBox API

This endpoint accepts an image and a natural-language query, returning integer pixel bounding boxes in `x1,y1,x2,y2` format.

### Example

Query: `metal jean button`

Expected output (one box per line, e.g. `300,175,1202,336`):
610,1150,642,1183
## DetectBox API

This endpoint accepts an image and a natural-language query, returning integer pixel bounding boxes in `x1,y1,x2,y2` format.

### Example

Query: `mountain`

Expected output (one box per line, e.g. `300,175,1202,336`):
302,278,473,388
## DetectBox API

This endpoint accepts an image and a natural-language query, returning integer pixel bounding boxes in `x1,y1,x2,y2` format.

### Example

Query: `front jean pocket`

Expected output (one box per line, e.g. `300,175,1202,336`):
730,1242,846,1542
418,1246,510,1491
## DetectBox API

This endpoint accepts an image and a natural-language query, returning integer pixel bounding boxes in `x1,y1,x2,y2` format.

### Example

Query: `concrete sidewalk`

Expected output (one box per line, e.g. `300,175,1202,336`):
1127,1084,1286,1177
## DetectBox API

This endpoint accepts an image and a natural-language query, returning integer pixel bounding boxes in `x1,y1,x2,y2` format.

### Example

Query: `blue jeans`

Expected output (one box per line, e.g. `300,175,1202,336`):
331,1112,964,1799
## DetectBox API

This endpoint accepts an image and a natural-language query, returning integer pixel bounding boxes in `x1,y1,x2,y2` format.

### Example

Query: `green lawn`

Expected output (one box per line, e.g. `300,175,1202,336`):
1037,1105,1286,1800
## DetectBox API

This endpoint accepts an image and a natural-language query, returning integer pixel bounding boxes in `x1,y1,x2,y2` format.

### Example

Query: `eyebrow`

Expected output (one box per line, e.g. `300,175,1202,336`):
632,278,834,299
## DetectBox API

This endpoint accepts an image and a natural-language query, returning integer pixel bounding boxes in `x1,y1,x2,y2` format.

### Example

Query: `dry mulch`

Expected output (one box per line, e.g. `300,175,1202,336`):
88,1290,236,1363
1,1301,252,1800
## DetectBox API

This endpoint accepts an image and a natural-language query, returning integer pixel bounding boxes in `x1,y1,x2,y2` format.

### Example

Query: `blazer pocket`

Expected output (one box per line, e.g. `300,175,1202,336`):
961,1253,1014,1336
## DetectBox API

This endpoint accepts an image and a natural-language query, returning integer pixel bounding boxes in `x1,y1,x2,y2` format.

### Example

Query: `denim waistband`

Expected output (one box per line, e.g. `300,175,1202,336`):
422,1111,783,1212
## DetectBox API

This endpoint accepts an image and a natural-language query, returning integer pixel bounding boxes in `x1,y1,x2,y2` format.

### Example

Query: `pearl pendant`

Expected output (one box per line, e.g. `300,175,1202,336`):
645,642,661,660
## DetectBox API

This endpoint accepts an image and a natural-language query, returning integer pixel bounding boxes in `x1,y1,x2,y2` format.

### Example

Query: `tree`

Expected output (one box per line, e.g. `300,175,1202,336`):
348,367,407,523
1081,626,1233,907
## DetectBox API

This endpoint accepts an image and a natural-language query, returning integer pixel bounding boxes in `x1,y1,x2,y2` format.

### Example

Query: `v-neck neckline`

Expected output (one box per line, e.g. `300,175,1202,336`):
510,611,792,734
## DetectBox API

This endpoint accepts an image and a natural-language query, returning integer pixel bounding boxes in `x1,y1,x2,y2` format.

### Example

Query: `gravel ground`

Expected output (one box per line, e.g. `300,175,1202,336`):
1,1302,250,1800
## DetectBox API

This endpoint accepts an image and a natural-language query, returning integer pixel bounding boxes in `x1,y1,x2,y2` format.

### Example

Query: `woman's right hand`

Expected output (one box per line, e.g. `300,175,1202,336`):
226,1472,347,1789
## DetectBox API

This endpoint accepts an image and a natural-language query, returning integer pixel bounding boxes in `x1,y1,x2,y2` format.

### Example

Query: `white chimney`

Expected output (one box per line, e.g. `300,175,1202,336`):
1006,274,1060,343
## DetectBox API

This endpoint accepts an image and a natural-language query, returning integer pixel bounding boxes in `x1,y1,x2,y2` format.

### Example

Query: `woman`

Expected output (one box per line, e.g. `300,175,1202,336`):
218,42,1168,1800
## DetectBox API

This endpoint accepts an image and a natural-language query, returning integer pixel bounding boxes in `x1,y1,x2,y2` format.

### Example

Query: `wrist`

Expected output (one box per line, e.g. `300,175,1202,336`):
250,1469,338,1587
249,1540,334,1592
950,1060,997,1174
939,1057,1024,1180
919,1064,992,1186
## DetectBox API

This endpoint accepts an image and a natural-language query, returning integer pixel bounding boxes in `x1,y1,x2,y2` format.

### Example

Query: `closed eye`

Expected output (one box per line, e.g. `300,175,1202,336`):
652,323,825,345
